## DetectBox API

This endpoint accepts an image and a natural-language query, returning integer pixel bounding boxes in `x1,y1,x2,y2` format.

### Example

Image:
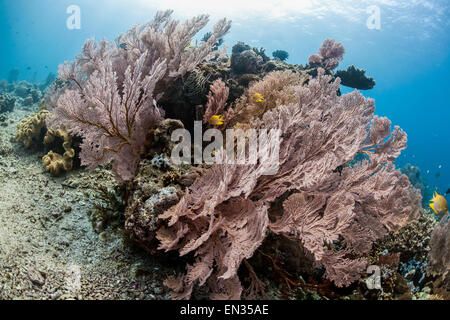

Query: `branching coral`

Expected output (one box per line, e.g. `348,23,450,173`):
374,211,436,262
46,10,231,181
308,38,345,70
156,68,421,299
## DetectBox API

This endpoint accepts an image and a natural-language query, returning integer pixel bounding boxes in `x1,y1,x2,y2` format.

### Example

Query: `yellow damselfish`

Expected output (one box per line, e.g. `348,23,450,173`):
251,92,264,103
208,115,224,126
429,191,448,215
184,41,194,52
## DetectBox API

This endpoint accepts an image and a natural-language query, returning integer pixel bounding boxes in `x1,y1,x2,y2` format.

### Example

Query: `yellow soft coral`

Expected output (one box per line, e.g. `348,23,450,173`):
15,110,49,148
42,127,75,176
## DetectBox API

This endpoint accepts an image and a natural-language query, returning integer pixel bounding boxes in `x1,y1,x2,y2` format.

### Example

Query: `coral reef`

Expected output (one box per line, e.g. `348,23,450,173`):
229,43,274,75
14,105,77,176
428,214,450,290
203,79,234,127
156,38,359,135
308,38,345,70
46,10,231,181
47,50,165,181
361,211,437,298
147,118,185,155
272,50,289,61
42,127,75,176
374,211,436,263
151,154,171,169
335,65,376,90
156,68,421,299
11,7,421,300
15,110,49,148
0,79,44,111
124,157,192,253
14,81,42,103
0,93,16,113
400,259,429,294
231,48,264,74
232,70,306,125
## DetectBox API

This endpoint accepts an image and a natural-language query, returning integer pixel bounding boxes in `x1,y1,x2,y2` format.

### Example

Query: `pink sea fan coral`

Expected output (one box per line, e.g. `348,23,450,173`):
46,10,231,180
114,10,231,91
308,38,345,70
48,52,166,181
157,68,421,299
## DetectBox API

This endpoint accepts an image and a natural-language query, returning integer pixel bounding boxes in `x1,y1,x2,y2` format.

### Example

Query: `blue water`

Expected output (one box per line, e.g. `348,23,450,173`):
1,0,449,195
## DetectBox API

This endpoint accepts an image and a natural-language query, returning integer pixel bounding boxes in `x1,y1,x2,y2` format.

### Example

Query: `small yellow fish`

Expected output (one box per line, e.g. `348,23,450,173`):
208,115,224,126
251,92,264,103
184,41,194,52
429,191,448,215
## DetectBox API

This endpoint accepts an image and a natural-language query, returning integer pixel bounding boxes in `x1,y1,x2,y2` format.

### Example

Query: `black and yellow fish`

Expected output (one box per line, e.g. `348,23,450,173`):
208,115,224,126
429,191,448,215
119,42,128,51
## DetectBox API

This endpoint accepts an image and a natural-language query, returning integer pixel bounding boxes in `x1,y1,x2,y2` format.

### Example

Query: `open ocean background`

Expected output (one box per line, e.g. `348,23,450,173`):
1,0,449,198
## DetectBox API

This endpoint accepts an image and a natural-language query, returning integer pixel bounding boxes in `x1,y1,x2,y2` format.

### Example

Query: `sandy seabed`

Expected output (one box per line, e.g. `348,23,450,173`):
0,104,172,300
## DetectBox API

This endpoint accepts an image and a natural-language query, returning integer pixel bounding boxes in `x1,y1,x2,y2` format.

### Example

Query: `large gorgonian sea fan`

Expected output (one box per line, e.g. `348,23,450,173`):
156,68,422,299
46,10,231,181
48,52,165,181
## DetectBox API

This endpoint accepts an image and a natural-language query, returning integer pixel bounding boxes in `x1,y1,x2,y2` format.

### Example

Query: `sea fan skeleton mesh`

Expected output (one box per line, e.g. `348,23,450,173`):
157,68,421,299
